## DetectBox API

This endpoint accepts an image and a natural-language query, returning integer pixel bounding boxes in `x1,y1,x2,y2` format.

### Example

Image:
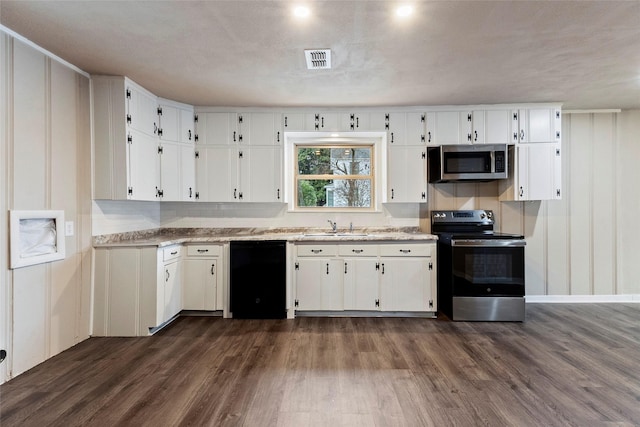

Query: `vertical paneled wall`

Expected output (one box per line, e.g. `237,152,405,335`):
0,34,92,382
427,111,640,298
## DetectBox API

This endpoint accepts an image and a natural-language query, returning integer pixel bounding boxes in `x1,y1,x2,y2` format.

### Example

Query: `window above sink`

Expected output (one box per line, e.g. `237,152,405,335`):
284,132,388,212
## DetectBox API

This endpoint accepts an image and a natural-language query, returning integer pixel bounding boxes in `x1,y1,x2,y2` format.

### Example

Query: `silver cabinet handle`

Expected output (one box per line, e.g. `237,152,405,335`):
311,249,323,254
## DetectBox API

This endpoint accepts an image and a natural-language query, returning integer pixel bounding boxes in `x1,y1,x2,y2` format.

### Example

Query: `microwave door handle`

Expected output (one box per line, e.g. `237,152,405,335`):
490,150,495,173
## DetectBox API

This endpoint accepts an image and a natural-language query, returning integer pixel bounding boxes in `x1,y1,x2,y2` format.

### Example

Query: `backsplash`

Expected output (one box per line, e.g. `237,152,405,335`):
92,200,425,236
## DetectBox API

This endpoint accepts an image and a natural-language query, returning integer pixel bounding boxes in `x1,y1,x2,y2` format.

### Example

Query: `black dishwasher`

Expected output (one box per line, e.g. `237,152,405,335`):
230,241,286,319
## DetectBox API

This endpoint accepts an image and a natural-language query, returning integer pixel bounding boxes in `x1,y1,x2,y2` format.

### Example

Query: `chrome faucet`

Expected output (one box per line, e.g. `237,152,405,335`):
327,220,337,233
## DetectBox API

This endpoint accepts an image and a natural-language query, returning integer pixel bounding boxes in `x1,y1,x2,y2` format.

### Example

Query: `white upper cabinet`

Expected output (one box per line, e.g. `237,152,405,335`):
483,109,513,144
239,113,282,145
127,83,159,137
386,146,427,203
425,111,464,145
305,112,340,131
512,107,561,143
157,99,196,201
92,76,160,201
499,143,562,201
386,112,426,146
238,147,283,202
157,98,195,144
194,111,283,202
460,109,513,145
195,112,238,146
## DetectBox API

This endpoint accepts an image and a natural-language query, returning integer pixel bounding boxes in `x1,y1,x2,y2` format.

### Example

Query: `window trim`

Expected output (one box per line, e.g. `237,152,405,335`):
284,132,388,212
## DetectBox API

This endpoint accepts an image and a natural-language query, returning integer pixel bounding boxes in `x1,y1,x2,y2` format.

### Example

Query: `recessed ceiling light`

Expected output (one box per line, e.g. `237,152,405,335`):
294,6,310,18
396,5,413,17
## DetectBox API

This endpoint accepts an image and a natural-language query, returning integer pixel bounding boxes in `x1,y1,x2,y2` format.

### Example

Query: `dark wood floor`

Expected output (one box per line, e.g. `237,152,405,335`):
1,304,640,426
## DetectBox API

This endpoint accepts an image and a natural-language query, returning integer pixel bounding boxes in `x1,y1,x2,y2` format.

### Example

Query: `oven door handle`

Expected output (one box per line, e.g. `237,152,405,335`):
451,239,526,247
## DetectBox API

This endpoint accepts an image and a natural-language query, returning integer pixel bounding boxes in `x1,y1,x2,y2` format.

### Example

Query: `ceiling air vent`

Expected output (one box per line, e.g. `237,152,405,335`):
305,49,331,69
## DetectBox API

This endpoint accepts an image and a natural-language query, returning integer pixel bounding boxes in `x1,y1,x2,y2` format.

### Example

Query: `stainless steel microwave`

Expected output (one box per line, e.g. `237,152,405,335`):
428,144,508,183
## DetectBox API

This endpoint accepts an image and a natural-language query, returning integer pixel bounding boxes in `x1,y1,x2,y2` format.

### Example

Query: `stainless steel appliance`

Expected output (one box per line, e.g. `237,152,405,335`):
431,210,526,321
428,144,508,182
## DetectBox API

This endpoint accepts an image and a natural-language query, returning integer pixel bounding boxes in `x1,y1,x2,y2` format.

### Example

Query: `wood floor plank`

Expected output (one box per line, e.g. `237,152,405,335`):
1,304,640,426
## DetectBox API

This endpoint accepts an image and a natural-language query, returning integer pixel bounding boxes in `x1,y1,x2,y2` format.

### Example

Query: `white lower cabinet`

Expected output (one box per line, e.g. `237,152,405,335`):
295,245,343,310
293,241,436,315
183,244,224,311
93,245,183,337
163,251,182,322
343,257,380,310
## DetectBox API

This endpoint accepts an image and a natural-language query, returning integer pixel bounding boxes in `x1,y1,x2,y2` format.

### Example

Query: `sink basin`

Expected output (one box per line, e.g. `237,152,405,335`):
302,232,369,237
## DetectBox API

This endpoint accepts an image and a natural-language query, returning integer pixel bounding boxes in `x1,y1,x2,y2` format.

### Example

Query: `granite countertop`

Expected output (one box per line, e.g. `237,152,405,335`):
93,227,438,248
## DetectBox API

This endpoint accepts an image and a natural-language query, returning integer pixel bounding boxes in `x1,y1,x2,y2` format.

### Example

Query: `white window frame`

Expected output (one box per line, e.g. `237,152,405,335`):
284,132,388,212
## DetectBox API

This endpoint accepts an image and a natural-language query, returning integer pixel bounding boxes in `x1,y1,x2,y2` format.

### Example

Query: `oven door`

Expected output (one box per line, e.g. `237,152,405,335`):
450,239,525,297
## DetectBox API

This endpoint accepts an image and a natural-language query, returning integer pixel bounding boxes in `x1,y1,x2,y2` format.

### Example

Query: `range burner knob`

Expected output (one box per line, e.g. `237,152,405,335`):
480,212,486,219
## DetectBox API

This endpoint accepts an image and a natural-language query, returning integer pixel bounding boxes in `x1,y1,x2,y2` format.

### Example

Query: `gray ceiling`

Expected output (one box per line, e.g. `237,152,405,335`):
1,1,639,109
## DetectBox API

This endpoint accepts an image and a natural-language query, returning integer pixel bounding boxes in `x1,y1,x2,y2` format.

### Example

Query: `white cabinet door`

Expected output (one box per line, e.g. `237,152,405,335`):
283,113,306,131
295,258,325,311
183,259,217,310
483,109,513,144
238,147,282,202
386,112,425,146
128,129,159,201
195,146,238,202
338,112,372,131
241,112,281,145
386,112,407,146
387,146,426,203
343,258,379,310
163,259,182,322
159,141,180,201
127,83,158,137
180,108,195,144
180,144,196,201
379,258,433,311
158,102,180,142
513,108,561,143
295,258,343,310
305,112,340,131
195,112,238,146
521,144,561,200
500,144,561,201
426,111,463,145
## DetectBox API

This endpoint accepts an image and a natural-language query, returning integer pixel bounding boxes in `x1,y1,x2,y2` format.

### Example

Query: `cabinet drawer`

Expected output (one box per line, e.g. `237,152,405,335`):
338,244,378,257
296,244,337,257
186,245,221,257
379,243,433,257
162,245,182,261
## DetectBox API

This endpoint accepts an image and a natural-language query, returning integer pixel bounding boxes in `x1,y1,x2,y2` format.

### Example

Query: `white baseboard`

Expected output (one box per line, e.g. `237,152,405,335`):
526,294,640,303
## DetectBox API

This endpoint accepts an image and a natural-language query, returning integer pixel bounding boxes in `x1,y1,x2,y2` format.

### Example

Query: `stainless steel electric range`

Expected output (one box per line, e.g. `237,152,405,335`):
431,210,526,321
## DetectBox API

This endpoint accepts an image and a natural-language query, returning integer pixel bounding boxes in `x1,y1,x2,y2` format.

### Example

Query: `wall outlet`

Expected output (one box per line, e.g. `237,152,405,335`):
65,221,74,236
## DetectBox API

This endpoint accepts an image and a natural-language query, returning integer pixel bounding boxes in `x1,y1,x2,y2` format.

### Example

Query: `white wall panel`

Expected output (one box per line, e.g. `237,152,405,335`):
13,40,46,209
617,111,640,294
1,34,92,383
567,114,593,295
12,266,47,376
591,114,616,295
